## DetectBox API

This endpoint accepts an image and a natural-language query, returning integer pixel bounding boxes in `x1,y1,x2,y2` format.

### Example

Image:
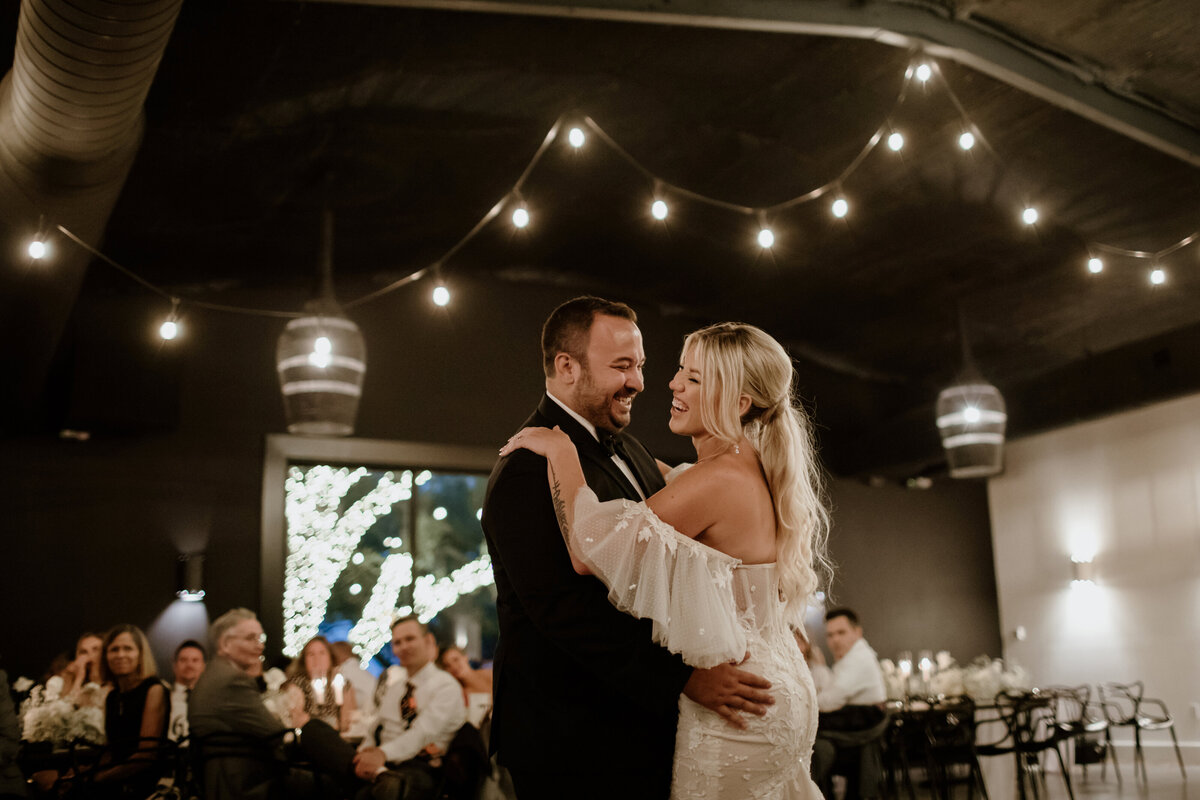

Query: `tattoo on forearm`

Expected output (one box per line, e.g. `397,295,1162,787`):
549,463,570,537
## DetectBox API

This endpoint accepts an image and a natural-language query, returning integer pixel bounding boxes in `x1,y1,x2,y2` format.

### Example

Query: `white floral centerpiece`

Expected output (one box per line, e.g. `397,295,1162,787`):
20,676,106,746
261,668,294,728
929,650,965,698
962,655,1031,701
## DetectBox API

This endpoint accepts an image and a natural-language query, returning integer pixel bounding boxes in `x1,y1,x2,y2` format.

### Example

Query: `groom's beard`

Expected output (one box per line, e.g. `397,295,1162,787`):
574,368,635,432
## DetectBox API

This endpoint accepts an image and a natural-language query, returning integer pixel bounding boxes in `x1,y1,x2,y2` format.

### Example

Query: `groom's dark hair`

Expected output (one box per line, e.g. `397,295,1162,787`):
542,295,637,378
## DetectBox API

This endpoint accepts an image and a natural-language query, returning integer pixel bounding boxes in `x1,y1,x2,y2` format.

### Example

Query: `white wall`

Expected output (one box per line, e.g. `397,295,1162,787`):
988,392,1200,747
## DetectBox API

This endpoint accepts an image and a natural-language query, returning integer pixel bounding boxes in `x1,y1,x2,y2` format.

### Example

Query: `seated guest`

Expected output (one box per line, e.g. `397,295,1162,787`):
354,617,467,800
91,625,171,798
285,636,356,733
168,640,207,742
0,666,25,800
808,608,888,800
437,647,492,698
189,609,371,799
330,640,376,719
59,632,107,702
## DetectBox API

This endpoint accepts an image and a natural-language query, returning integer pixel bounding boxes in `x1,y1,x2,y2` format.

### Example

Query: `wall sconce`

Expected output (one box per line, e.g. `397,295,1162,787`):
1070,556,1095,587
177,554,205,602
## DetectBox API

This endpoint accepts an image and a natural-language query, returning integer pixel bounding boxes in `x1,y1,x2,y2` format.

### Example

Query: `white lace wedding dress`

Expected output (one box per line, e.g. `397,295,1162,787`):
572,478,822,800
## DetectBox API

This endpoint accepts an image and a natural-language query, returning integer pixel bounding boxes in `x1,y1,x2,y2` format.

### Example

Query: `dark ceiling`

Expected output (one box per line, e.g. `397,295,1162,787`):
2,0,1199,477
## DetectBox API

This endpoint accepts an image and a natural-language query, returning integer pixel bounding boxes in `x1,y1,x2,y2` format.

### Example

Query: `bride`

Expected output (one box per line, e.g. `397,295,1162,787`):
500,321,831,799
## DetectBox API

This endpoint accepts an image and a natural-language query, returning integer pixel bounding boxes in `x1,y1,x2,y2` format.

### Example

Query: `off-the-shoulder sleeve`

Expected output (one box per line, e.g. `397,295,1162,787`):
570,486,746,668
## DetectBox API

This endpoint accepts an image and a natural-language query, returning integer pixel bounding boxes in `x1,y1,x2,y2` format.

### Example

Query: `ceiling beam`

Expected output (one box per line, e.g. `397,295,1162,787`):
307,0,1200,168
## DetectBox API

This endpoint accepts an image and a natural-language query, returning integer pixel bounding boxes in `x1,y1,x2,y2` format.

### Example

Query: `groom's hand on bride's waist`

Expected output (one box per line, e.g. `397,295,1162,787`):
683,662,774,730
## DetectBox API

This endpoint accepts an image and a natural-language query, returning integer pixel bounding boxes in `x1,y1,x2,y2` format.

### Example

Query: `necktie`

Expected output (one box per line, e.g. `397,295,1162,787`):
400,681,417,730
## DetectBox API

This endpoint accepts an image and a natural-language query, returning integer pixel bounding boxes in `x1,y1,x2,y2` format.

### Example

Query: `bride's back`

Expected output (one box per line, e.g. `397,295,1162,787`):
673,450,779,564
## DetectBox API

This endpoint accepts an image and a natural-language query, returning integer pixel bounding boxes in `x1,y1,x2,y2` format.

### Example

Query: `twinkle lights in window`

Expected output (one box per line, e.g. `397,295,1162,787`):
412,555,496,624
348,550,415,661
282,466,414,656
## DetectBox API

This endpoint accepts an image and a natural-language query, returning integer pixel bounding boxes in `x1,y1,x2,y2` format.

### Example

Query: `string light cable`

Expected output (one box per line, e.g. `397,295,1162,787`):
40,58,1199,332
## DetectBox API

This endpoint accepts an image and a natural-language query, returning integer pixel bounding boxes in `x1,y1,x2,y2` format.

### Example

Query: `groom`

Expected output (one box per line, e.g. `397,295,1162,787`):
481,296,772,800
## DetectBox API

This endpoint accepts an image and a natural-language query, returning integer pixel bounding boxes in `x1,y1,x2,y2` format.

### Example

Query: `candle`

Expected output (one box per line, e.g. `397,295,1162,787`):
312,676,326,704
332,672,345,706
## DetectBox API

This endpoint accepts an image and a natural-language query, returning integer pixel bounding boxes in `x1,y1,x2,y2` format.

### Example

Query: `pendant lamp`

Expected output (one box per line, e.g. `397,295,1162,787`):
935,313,1006,478
276,209,366,436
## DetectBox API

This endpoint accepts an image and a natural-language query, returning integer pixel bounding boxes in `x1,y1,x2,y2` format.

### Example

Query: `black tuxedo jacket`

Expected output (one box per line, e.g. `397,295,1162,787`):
481,395,691,793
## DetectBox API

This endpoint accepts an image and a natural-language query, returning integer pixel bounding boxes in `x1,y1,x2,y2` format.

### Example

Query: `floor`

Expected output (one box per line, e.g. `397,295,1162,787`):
883,743,1193,800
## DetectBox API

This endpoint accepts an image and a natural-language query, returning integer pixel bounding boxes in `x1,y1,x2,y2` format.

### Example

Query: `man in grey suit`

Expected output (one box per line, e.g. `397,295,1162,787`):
189,609,365,798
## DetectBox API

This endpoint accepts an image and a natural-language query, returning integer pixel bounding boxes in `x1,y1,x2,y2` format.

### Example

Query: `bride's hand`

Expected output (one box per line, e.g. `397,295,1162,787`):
499,426,572,458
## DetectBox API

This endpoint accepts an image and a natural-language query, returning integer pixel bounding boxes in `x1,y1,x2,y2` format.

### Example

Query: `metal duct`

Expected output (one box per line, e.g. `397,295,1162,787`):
0,0,183,429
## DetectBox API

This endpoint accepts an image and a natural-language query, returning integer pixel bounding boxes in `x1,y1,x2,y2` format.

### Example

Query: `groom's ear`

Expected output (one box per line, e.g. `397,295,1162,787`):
554,352,578,383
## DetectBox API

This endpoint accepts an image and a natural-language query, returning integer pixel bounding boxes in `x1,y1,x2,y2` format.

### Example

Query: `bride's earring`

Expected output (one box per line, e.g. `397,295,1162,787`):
734,443,741,455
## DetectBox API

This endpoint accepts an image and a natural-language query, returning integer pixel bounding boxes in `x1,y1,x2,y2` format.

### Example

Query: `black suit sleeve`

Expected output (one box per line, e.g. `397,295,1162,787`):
485,449,692,714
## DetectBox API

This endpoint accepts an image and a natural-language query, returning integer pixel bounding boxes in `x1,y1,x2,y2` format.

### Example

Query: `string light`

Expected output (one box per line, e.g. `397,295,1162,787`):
511,205,530,229
757,228,775,249
567,127,586,148
158,298,181,341
915,63,933,83
1150,267,1166,285
1022,207,1039,225
958,131,976,150
651,199,669,220
831,197,850,219
887,131,904,151
1087,257,1104,274
432,284,450,307
27,239,47,259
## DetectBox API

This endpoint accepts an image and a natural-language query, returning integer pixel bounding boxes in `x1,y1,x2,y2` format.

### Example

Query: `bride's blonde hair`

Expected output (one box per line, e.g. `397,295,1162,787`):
684,322,832,613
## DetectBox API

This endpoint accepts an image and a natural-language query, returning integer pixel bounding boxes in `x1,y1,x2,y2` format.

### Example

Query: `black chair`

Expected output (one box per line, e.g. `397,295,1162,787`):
923,697,988,800
1101,681,1187,783
1044,685,1119,784
883,706,924,800
435,722,490,800
1011,692,1075,800
190,731,291,800
816,709,892,800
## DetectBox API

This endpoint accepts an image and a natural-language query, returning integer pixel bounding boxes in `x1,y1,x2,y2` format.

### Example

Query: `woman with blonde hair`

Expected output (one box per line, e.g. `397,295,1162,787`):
501,321,831,800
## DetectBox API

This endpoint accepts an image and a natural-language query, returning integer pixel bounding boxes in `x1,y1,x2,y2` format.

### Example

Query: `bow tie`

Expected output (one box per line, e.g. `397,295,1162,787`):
598,430,630,461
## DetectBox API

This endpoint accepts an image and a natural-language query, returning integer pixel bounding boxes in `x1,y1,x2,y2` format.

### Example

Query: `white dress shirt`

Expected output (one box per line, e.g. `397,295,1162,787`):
546,391,645,499
366,662,466,764
813,637,887,712
168,681,190,741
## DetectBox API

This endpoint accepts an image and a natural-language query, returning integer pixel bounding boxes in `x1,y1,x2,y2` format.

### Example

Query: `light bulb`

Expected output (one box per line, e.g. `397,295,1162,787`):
567,127,585,148
512,206,530,228
352,552,365,565
651,200,668,220
313,336,332,354
757,228,775,249
1150,267,1166,285
28,240,47,259
1022,207,1039,225
887,132,904,151
963,406,981,424
432,285,450,306
159,319,179,341
831,198,849,219
915,63,932,83
349,583,362,596
432,506,448,521
958,131,976,150
309,352,331,368
1087,257,1103,274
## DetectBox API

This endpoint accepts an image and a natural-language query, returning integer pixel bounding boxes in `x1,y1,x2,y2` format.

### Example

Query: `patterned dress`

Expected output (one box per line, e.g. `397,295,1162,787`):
572,484,822,800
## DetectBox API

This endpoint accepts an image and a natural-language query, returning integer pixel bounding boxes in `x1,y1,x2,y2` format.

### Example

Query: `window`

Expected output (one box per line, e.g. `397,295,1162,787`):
263,436,498,669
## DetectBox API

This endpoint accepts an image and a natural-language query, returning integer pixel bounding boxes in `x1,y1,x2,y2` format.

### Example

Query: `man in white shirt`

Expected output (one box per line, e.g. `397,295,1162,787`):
167,639,206,741
354,616,467,800
808,608,888,800
810,608,887,715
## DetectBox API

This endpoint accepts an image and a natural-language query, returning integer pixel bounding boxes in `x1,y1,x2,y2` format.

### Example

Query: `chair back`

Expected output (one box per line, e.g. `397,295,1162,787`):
192,731,287,800
1100,682,1142,724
